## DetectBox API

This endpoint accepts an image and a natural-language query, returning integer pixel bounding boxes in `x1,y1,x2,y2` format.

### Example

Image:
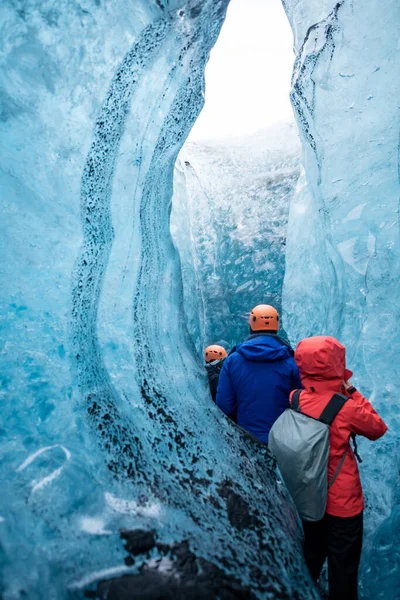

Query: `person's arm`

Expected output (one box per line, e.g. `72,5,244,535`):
290,357,302,390
216,359,237,419
343,381,388,440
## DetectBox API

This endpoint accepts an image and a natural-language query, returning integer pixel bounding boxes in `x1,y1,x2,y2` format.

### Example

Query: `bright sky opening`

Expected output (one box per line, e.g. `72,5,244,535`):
189,0,295,142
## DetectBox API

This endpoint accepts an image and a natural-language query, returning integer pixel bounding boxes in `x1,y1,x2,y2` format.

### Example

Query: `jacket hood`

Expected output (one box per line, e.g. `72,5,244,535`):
295,336,350,390
237,335,291,362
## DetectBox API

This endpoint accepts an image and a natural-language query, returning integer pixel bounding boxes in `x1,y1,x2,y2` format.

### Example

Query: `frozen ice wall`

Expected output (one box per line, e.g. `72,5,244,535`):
171,124,300,355
282,1,400,597
0,1,318,599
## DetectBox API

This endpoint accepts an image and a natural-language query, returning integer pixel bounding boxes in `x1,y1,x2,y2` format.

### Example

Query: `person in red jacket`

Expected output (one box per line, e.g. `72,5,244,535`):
292,336,387,600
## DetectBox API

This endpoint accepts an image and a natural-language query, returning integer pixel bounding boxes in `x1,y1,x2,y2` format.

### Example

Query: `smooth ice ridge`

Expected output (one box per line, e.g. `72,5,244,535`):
171,123,300,355
0,1,317,599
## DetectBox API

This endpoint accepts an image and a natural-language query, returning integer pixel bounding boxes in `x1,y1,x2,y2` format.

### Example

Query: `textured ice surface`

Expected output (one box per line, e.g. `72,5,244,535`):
282,1,400,597
1,0,398,597
171,124,300,355
0,1,318,599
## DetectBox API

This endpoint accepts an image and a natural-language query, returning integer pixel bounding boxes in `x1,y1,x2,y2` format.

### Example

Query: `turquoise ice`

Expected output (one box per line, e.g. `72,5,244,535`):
0,0,398,598
171,123,300,355
282,1,400,597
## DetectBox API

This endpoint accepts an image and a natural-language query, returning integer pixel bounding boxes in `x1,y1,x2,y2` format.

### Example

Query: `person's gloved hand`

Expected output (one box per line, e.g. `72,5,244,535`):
342,379,357,395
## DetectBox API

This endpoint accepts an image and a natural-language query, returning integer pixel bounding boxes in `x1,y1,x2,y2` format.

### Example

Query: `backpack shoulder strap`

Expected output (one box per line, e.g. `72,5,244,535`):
328,447,348,488
291,389,302,413
319,393,350,425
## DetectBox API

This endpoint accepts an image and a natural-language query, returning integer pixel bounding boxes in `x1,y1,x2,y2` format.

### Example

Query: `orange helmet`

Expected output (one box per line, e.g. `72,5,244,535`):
249,304,279,332
204,344,228,363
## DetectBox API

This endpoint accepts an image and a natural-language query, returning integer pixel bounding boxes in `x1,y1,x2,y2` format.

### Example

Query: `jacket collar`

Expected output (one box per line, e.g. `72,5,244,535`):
247,332,294,355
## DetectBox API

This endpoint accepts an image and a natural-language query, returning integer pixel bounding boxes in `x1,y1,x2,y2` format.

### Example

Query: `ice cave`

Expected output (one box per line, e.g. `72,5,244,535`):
0,0,399,599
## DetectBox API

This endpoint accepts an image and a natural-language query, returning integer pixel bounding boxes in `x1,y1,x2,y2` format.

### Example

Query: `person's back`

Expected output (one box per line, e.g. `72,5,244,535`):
216,305,301,443
293,336,387,599
294,336,387,518
204,344,227,402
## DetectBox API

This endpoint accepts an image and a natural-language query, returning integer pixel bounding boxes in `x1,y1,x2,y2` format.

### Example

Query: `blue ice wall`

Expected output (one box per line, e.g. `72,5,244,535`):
0,1,319,599
171,125,300,356
2,0,397,597
282,1,400,597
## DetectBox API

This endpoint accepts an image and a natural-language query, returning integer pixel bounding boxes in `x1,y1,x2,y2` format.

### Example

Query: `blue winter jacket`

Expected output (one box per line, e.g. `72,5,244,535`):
216,335,301,443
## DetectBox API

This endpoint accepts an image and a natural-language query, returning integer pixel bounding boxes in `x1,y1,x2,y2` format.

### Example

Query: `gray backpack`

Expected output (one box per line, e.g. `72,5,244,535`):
269,390,351,522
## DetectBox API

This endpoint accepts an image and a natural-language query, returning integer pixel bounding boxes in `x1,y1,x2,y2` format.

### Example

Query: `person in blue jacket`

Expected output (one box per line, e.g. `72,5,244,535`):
216,304,301,444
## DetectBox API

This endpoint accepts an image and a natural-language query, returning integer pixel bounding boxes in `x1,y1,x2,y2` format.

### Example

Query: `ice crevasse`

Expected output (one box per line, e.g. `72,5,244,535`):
0,1,398,599
171,123,301,356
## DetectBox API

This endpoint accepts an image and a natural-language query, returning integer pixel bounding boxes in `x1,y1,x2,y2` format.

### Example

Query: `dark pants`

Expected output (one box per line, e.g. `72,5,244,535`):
302,512,363,600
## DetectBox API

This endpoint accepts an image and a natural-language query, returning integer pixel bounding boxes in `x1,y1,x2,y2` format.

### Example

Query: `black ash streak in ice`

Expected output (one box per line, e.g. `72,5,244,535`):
86,535,258,600
71,16,173,479
290,1,345,176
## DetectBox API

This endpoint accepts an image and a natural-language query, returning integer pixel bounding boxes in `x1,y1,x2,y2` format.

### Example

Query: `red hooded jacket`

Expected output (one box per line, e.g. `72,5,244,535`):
291,336,387,518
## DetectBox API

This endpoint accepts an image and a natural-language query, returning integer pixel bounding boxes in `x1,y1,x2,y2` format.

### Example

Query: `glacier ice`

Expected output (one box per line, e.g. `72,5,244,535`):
0,0,399,598
282,0,400,597
171,124,300,356
0,1,318,599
